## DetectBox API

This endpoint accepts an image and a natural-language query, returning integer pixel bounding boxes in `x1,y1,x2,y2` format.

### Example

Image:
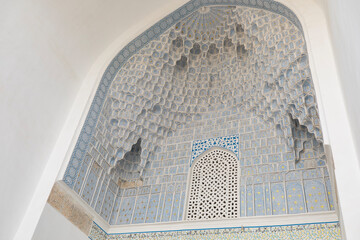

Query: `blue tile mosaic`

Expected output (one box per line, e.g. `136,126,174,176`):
171,193,181,221
254,184,265,216
145,194,160,223
304,179,328,212
109,194,122,225
91,173,104,208
177,192,185,221
117,197,136,225
156,193,165,222
161,193,174,222
89,221,342,239
95,177,109,214
132,196,149,224
191,135,239,166
325,177,335,210
60,0,337,227
246,186,254,216
271,183,286,215
100,188,115,221
73,162,89,194
81,168,99,204
264,184,272,215
286,181,306,214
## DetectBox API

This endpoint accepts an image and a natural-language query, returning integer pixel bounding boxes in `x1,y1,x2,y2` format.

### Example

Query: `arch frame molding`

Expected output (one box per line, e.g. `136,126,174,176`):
44,0,358,239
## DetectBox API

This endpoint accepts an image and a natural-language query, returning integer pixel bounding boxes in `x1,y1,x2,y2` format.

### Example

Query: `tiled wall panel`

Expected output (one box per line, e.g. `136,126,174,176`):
62,0,337,227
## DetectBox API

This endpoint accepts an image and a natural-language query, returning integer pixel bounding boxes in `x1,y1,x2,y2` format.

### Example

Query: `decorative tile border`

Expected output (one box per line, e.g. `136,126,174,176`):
191,135,239,166
89,221,341,240
63,0,304,188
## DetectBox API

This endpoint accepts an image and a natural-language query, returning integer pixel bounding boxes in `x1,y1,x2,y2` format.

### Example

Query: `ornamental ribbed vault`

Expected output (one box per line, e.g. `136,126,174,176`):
106,6,323,183
63,1,334,226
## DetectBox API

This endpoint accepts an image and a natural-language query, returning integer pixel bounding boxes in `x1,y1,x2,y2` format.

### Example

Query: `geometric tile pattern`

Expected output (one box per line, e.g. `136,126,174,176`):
191,135,239,166
64,0,304,189
116,197,136,225
286,181,306,214
271,183,287,215
66,114,336,226
62,0,336,227
304,179,329,212
89,221,341,240
131,196,149,224
145,194,160,223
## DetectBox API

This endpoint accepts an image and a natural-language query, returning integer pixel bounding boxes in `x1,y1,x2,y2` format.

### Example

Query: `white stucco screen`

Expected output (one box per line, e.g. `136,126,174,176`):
186,148,240,221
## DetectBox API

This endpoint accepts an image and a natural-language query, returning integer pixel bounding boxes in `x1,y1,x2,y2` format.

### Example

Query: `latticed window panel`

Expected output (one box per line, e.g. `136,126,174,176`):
186,148,240,221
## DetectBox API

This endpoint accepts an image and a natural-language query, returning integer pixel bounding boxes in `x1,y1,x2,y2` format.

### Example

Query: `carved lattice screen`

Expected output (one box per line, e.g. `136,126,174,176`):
186,148,240,220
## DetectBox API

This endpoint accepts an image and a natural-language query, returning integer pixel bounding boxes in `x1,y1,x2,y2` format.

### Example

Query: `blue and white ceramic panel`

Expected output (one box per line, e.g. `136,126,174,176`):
191,135,239,166
61,0,336,227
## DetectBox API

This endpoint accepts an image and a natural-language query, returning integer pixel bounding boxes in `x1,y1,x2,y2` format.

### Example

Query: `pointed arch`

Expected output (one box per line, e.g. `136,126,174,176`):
185,147,240,220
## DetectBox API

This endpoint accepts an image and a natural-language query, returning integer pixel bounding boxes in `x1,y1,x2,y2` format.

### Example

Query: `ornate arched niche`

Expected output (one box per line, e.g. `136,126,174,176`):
61,0,336,227
186,147,240,221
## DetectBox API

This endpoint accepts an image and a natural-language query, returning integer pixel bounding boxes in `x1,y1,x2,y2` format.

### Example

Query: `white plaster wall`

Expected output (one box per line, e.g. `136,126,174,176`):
32,204,88,240
0,1,187,240
323,0,360,161
320,1,360,238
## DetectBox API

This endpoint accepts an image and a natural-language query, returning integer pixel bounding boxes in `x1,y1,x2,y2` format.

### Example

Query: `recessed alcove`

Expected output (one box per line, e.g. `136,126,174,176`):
57,0,342,239
110,138,143,185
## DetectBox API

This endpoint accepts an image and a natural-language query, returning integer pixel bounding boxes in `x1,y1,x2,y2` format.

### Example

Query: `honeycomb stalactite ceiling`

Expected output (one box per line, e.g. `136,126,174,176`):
63,1,335,226
110,138,142,182
105,6,322,182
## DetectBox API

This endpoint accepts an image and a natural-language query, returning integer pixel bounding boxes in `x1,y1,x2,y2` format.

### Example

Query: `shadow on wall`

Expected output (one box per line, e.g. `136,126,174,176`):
110,138,144,187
